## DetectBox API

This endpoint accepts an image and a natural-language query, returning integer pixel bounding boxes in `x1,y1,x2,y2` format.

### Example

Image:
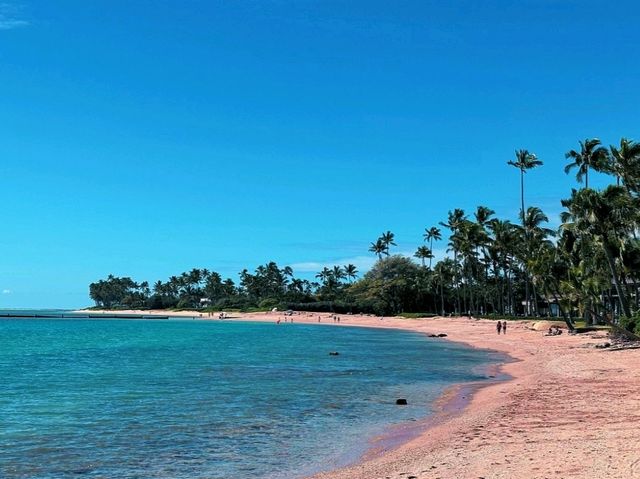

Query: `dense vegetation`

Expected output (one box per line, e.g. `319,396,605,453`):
90,138,640,334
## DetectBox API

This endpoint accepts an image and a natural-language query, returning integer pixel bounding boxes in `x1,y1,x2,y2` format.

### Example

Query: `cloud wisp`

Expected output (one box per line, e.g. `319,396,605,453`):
0,3,29,30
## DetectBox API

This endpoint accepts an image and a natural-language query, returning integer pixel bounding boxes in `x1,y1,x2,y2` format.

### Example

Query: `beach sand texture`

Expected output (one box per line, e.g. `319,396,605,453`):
80,310,640,478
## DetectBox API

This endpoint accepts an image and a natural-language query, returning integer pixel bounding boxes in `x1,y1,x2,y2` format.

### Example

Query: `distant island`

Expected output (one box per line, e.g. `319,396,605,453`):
90,137,640,337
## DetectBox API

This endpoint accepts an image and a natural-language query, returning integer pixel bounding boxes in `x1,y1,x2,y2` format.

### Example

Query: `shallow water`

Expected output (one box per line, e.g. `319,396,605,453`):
0,317,500,478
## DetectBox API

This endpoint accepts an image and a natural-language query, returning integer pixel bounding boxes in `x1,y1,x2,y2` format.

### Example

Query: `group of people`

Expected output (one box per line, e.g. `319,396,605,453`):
545,326,563,336
496,320,508,334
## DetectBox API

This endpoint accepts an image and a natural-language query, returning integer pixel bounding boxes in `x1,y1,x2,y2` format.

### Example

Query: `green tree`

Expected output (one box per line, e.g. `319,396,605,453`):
344,264,358,283
423,226,442,269
564,138,610,189
609,137,640,192
561,186,639,318
380,230,397,256
414,245,433,267
507,149,543,229
368,238,386,259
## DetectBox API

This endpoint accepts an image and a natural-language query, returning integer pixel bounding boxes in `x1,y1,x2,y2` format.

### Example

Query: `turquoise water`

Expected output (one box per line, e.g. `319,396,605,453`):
0,318,500,478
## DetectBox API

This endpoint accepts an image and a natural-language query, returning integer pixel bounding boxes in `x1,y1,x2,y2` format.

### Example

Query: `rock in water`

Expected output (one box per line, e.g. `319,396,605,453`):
329,351,340,356
396,398,408,405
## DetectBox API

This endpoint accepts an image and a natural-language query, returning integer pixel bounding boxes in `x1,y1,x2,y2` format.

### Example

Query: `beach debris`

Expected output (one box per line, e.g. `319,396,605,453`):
437,333,448,337
396,398,408,405
329,351,340,356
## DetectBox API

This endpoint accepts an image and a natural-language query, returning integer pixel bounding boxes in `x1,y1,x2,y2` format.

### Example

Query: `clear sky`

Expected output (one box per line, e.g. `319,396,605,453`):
1,0,639,308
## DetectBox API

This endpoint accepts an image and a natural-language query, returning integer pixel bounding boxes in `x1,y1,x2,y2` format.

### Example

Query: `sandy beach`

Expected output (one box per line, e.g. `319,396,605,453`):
78,310,640,478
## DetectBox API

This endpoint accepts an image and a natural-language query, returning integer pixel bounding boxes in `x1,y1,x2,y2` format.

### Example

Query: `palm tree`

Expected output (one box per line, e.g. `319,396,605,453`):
522,207,554,244
423,226,442,268
508,150,543,316
564,138,610,189
488,219,517,314
609,138,640,191
369,238,386,259
560,186,639,318
507,149,543,226
380,231,396,256
518,206,554,315
344,264,358,283
414,246,433,267
474,206,494,313
440,209,466,314
527,242,575,331
332,265,346,283
315,267,332,285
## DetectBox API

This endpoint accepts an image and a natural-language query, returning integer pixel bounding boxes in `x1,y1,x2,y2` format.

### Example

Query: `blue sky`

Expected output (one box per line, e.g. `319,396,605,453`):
1,0,638,308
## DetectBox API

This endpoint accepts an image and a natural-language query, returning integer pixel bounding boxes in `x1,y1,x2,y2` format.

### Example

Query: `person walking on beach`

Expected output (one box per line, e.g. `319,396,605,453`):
496,321,502,334
502,321,507,334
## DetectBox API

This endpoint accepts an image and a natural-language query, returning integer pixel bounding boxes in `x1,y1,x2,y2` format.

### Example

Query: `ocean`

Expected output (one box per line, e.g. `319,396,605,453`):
0,316,501,478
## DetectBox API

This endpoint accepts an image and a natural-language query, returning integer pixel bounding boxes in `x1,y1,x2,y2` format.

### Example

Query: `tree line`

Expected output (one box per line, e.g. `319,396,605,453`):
89,137,640,335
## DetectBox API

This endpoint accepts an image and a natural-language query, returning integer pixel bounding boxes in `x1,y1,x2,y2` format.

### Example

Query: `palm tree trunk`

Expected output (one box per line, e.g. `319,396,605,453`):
603,242,631,318
429,238,434,269
505,266,513,315
454,250,460,314
520,170,525,226
532,282,539,316
525,276,530,316
520,169,531,316
585,168,589,189
552,289,574,331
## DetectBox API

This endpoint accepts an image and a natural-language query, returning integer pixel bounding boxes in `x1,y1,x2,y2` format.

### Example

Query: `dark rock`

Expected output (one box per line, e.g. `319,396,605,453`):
396,398,408,405
329,351,340,356
437,333,448,337
594,342,611,349
428,334,438,337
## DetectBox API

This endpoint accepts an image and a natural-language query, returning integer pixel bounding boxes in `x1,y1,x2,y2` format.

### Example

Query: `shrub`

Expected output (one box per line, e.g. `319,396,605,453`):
619,315,640,335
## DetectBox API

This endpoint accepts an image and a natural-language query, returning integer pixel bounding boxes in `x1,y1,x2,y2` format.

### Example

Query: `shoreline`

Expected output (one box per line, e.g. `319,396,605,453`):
75,309,640,478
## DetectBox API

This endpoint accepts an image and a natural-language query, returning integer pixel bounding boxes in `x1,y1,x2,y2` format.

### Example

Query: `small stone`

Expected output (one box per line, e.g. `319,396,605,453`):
396,398,408,405
329,351,340,356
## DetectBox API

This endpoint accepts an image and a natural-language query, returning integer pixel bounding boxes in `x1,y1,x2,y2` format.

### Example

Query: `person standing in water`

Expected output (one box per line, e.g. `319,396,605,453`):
496,321,502,334
502,321,507,334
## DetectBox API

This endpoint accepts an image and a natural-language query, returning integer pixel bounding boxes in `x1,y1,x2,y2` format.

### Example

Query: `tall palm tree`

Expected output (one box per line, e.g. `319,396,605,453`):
423,226,442,268
488,219,517,314
414,246,433,267
440,209,466,314
474,206,495,313
368,238,386,259
380,231,396,256
507,149,543,226
508,150,542,316
344,264,358,283
564,138,610,189
609,137,640,192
